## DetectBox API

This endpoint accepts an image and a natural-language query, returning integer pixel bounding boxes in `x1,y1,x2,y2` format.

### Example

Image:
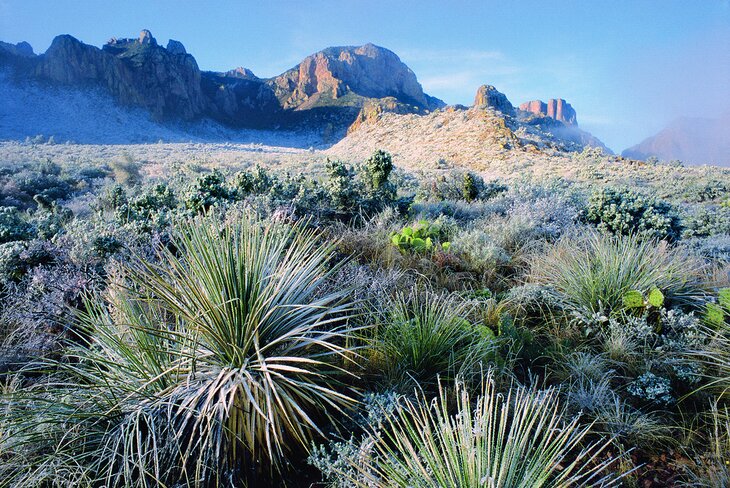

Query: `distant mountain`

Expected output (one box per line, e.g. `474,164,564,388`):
622,114,730,166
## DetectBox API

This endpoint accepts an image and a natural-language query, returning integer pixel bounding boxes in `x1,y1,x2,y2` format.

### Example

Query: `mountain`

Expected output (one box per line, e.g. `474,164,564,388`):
622,114,730,166
0,30,442,135
0,29,609,154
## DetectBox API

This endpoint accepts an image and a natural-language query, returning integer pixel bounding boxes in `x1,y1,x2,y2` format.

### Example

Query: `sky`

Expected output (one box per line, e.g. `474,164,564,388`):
1,0,729,152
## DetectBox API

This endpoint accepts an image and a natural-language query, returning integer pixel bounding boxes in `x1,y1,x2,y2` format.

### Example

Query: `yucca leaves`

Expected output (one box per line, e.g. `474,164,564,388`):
2,213,359,487
342,373,621,487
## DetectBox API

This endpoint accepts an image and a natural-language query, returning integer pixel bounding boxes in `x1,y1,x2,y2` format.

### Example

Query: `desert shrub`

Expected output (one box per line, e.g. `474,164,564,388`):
109,157,142,185
417,171,507,202
681,205,730,238
2,214,359,486
586,187,682,240
322,373,620,487
0,240,56,286
0,206,33,243
529,232,707,316
30,204,74,239
366,291,495,391
324,159,361,214
183,169,231,213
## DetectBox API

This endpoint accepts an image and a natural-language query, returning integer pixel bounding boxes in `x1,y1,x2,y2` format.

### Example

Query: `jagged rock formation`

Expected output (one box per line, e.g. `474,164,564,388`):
0,41,35,58
622,113,730,166
519,99,577,125
473,85,514,115
30,33,206,120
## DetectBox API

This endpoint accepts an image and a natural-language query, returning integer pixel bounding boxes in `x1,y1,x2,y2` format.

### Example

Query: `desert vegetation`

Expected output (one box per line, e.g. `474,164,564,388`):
0,148,729,487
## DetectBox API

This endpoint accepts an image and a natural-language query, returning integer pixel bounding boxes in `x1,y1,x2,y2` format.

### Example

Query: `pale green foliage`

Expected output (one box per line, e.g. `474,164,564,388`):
530,231,707,315
336,373,621,487
2,214,358,486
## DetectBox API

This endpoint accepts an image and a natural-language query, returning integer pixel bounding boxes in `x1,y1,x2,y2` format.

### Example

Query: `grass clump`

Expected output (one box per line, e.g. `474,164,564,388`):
529,231,707,316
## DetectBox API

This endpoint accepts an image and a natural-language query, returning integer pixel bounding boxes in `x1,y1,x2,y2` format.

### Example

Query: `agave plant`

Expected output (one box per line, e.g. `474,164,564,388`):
2,214,359,487
341,373,621,487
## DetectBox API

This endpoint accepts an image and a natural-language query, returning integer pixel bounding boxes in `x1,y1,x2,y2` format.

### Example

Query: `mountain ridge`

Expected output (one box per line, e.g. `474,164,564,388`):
0,29,611,156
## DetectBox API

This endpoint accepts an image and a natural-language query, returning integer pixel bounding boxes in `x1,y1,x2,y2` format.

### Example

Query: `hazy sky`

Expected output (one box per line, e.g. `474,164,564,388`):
1,0,728,151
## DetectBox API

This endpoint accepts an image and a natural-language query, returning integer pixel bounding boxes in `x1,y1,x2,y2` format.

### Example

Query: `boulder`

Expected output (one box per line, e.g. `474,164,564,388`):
166,39,186,55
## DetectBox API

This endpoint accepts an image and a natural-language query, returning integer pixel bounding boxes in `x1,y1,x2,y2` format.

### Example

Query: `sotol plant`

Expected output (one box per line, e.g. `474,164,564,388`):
337,373,621,487
2,214,359,487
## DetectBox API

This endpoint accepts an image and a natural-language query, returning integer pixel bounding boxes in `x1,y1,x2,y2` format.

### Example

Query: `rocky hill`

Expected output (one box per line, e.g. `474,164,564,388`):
329,85,611,171
622,113,730,166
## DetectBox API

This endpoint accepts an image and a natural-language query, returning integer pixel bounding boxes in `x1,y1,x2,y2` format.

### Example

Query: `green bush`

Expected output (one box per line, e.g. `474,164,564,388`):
586,187,682,240
0,206,34,243
529,232,707,316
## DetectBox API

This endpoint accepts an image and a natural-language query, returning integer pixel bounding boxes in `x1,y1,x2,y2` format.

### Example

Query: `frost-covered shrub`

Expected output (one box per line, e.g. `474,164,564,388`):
627,372,673,405
184,170,230,213
684,235,730,262
586,187,682,241
0,207,33,243
681,205,730,238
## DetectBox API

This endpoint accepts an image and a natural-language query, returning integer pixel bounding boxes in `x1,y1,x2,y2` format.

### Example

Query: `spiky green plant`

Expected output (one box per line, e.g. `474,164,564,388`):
339,373,621,487
529,231,707,315
368,291,494,390
2,214,359,487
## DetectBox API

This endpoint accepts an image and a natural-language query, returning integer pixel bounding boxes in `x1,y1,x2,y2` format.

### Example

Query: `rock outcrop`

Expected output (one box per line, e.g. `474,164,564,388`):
0,41,35,58
519,99,577,125
225,67,259,80
473,85,514,115
269,43,444,111
32,32,205,120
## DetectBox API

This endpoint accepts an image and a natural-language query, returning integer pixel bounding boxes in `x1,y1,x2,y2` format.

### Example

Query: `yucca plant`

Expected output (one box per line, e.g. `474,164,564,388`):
368,291,495,391
529,231,707,315
339,372,622,487
2,214,359,487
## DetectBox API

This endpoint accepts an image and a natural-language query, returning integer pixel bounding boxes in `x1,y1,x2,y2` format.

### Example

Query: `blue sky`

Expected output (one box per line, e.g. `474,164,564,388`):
1,0,728,151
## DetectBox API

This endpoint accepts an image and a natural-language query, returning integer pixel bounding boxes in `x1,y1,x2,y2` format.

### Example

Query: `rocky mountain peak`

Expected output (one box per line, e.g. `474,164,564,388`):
225,67,259,80
166,39,187,55
473,85,514,115
0,41,35,58
519,98,577,125
271,43,442,111
138,29,156,45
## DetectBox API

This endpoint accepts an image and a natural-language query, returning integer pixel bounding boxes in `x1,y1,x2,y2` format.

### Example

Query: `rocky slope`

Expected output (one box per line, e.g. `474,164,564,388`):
622,113,730,166
329,85,611,170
